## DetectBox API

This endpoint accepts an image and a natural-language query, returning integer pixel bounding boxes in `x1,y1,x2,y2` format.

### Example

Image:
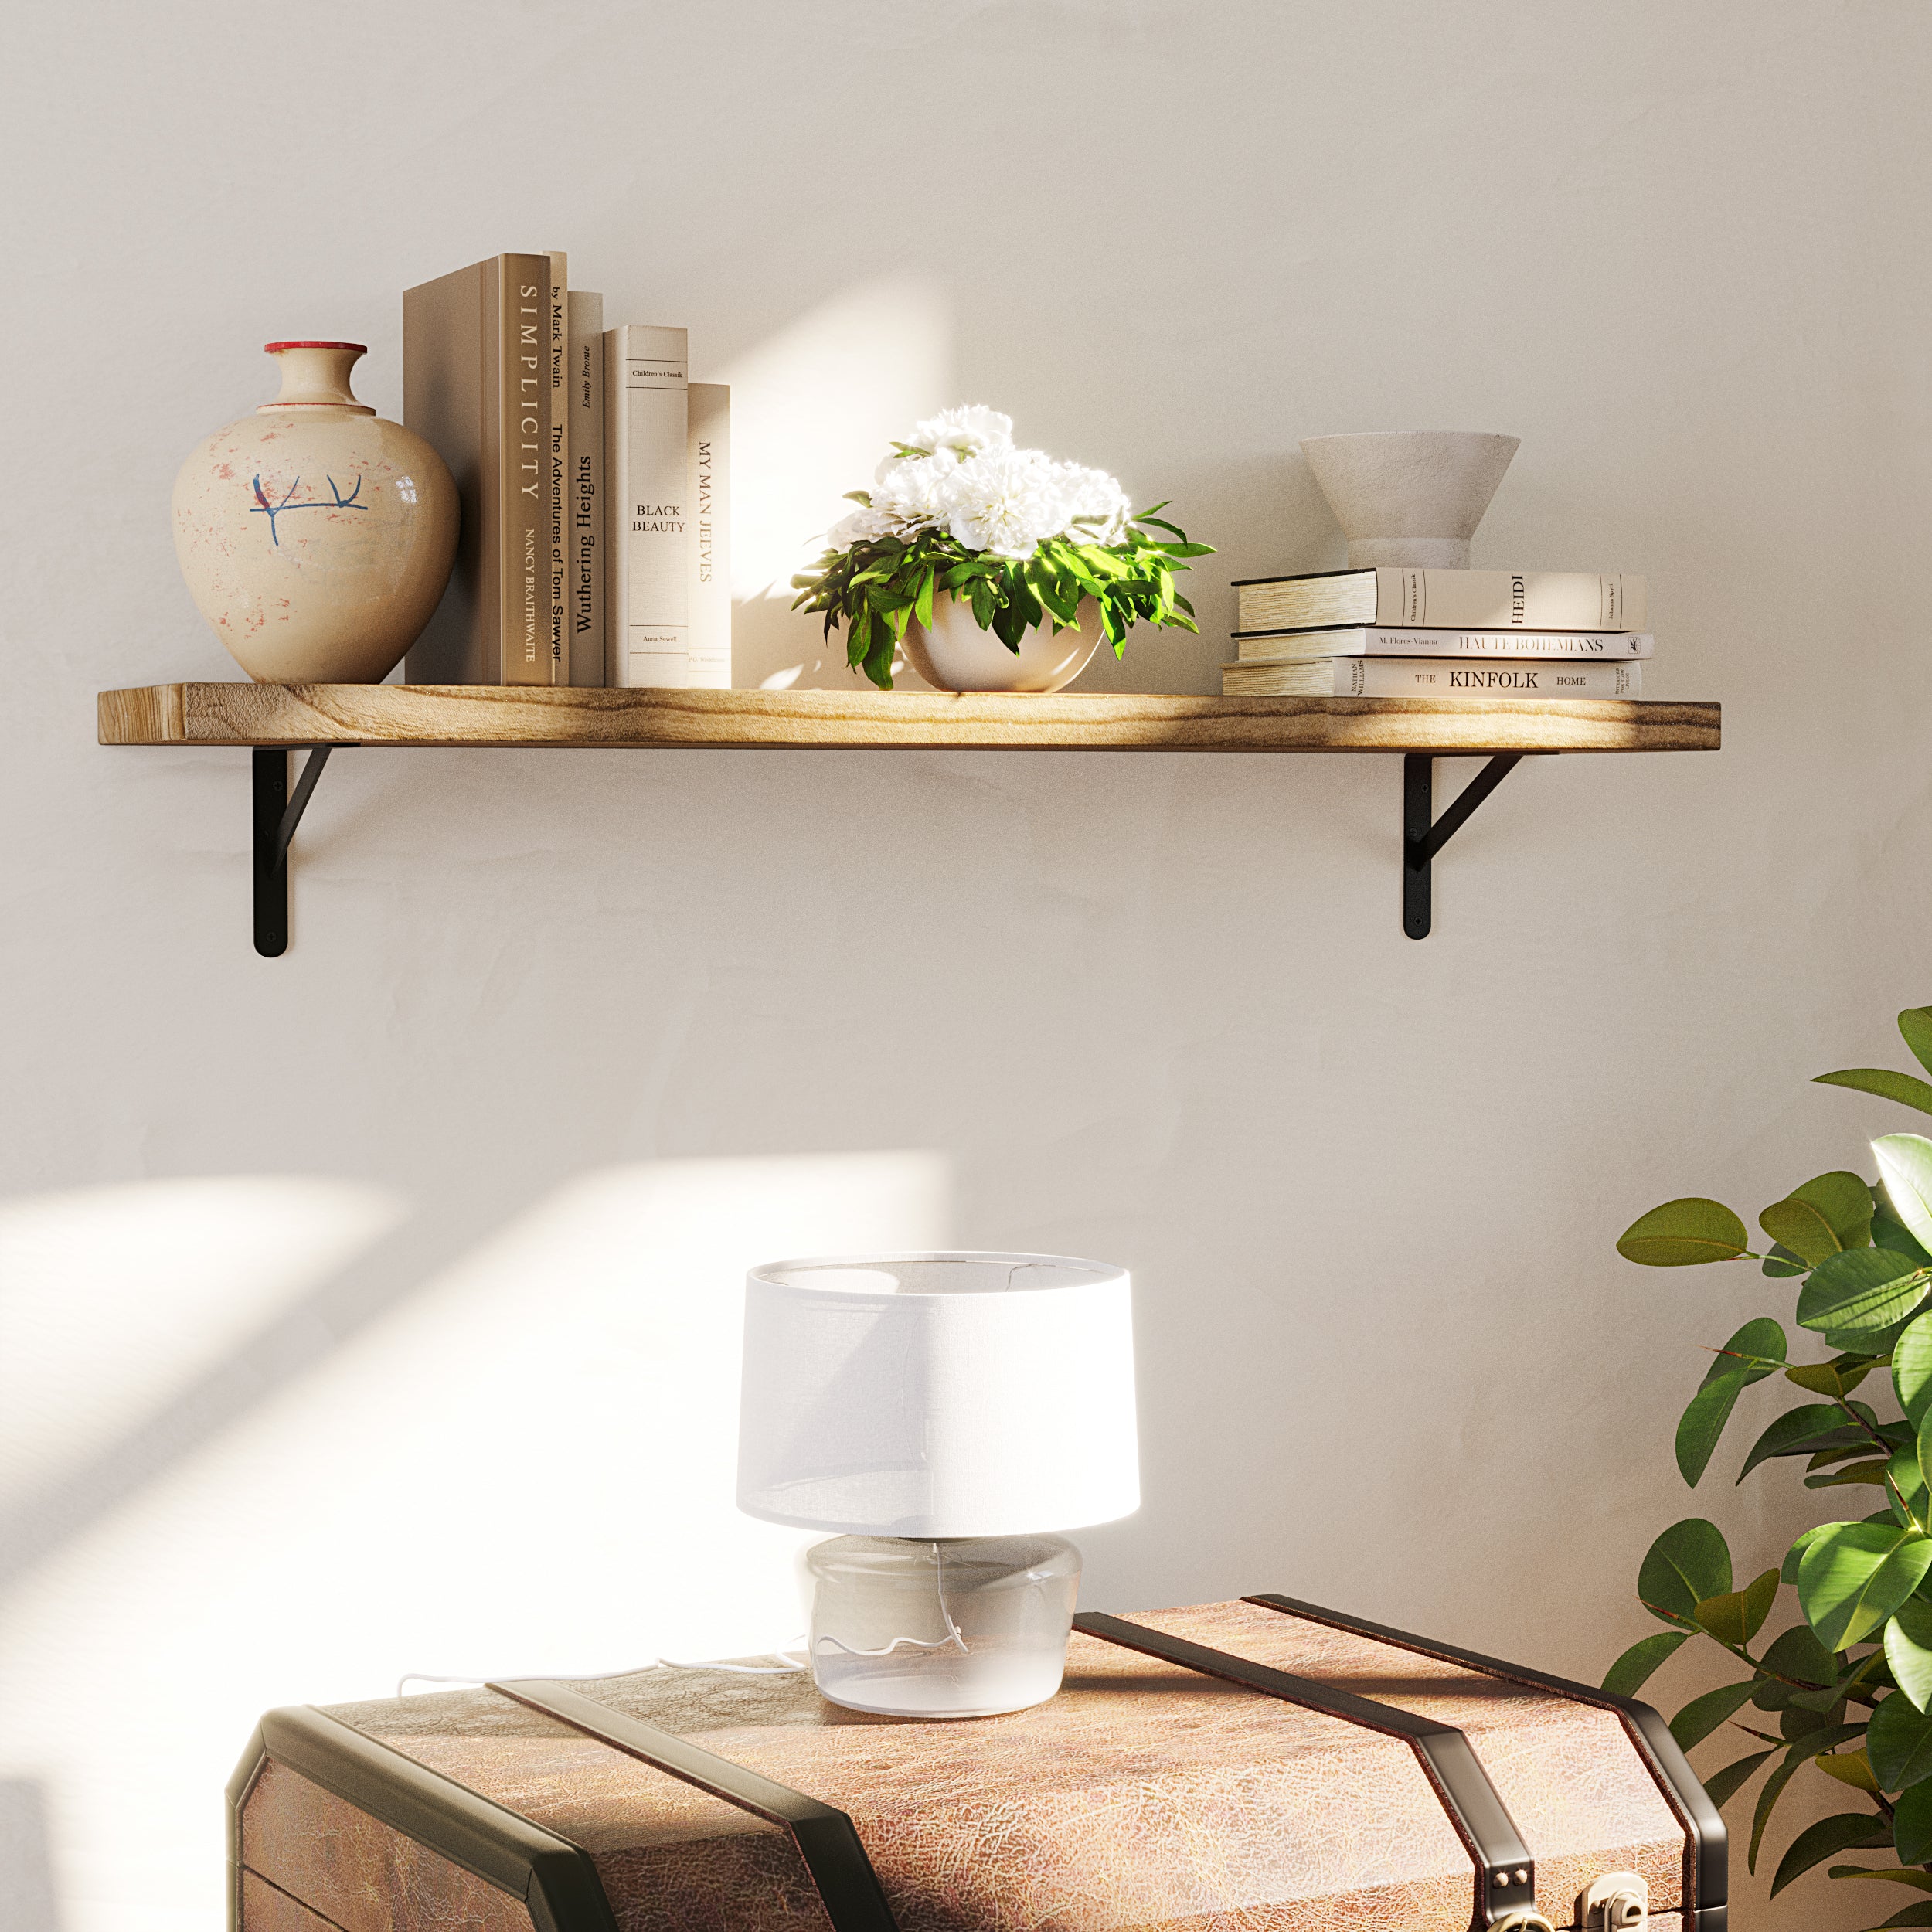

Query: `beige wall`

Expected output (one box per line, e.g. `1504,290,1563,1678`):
5,3,1928,1927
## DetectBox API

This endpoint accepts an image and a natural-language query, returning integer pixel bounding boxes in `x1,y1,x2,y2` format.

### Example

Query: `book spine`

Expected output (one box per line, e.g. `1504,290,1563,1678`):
1338,658,1641,698
686,383,730,689
1236,628,1654,662
567,291,605,685
502,256,552,685
1377,569,1646,631
546,253,570,683
604,325,689,688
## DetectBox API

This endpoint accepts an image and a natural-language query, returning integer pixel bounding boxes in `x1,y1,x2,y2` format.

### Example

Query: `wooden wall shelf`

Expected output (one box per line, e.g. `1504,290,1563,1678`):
100,682,1720,755
97,683,1720,953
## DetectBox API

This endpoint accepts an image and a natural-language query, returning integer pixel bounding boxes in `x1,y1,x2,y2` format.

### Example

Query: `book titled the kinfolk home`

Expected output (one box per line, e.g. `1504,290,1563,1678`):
403,253,552,683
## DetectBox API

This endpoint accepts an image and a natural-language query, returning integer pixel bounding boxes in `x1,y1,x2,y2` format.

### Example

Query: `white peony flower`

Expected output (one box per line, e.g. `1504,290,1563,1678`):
943,447,1066,560
870,456,951,534
826,505,893,549
1052,461,1131,545
909,404,1014,463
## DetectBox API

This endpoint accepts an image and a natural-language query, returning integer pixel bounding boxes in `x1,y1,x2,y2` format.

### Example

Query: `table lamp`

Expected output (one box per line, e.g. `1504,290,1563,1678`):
736,1251,1138,1718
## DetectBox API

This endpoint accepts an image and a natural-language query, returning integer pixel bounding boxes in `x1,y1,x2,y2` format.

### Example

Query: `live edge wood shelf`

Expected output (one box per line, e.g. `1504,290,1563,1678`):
98,682,1721,954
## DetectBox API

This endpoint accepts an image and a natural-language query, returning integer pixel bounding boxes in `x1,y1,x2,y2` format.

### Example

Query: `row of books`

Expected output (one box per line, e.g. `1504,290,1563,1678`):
400,251,729,689
1219,567,1654,699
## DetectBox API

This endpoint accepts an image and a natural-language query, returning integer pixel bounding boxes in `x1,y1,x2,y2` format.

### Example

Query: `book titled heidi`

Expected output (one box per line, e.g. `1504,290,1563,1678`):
1235,567,1645,635
403,253,553,683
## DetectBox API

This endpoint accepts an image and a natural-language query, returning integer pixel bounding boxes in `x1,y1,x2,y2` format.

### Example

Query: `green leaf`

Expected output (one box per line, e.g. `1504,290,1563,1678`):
1856,1897,1932,1927
1770,1812,1889,1894
1815,1069,1932,1118
1887,1601,1932,1712
1617,1197,1750,1266
1640,1519,1733,1621
1817,1747,1882,1793
1695,1569,1781,1646
1870,1689,1932,1790
1799,1249,1932,1338
1808,1461,1893,1490
1764,1172,1876,1263
1743,1404,1864,1482
1903,1008,1932,1078
1897,1315,1932,1428
1801,1522,1932,1649
1900,1779,1932,1865
1603,1628,1692,1696
1764,1241,1809,1277
1671,1679,1760,1750
1878,1137,1932,1254
1831,1867,1932,1893
1750,1750,1804,1872
1788,1358,1878,1399
1679,1321,1787,1485
1753,1622,1839,1706
1700,1748,1774,1808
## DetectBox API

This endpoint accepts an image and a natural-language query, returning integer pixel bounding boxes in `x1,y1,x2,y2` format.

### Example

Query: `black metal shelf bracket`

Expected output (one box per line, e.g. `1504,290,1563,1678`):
253,747,334,958
1403,752,1525,940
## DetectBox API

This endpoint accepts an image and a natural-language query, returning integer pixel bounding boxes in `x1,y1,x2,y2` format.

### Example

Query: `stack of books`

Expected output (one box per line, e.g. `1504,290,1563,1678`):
400,251,730,691
1220,567,1651,700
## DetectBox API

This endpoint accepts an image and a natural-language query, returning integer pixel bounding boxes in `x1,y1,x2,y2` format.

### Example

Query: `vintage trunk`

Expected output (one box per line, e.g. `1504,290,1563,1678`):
230,1594,1722,1932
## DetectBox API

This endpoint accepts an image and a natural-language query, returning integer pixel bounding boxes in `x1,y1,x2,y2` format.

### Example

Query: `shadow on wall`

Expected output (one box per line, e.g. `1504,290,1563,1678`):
0,1152,951,1932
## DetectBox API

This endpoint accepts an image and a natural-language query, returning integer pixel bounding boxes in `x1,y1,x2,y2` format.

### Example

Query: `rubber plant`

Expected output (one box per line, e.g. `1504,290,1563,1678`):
1611,1004,1932,1927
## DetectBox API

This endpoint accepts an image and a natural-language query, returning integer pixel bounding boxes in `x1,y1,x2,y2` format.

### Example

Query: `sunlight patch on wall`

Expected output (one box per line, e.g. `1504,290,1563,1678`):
719,276,953,689
0,1151,950,1932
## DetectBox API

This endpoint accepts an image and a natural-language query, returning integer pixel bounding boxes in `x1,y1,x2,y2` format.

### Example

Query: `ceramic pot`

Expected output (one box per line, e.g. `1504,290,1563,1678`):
1300,431,1519,570
172,342,458,682
900,593,1104,694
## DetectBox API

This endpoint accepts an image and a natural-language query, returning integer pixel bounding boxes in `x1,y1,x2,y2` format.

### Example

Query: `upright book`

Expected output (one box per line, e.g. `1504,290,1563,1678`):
403,253,553,683
686,383,730,689
604,325,689,688
546,252,570,683
1234,567,1645,635
566,291,604,685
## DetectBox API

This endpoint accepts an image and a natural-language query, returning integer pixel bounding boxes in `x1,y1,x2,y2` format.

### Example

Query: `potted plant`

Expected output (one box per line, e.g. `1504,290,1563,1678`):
791,406,1211,692
1611,1003,1932,1920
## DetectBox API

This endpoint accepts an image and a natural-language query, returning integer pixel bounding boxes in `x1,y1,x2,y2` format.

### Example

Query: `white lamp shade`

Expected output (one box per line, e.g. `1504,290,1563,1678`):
736,1252,1139,1538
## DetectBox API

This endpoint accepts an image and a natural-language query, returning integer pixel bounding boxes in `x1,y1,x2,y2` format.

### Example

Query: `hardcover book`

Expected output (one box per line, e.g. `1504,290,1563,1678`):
686,383,730,689
1233,626,1655,662
604,325,689,689
1233,568,1645,635
1223,656,1643,699
546,252,570,683
403,253,553,684
566,291,604,686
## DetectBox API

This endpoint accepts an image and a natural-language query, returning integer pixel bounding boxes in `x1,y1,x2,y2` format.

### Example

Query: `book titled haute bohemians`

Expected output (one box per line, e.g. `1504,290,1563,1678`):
1232,626,1655,664
1234,568,1645,636
1223,656,1642,698
604,325,688,688
403,253,552,683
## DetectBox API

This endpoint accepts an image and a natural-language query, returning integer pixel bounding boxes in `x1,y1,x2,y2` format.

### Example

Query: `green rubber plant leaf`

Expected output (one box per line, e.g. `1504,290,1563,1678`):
1617,1197,1751,1266
1815,1747,1882,1794
1602,1628,1692,1697
1800,1522,1932,1650
1878,1136,1932,1255
1669,1679,1760,1750
1770,1812,1890,1895
1903,1780,1932,1866
1750,1751,1804,1872
1869,1688,1932,1790
1764,1172,1874,1266
1678,1320,1787,1485
1816,1068,1932,1119
1640,1518,1733,1623
1798,1249,1932,1338
1902,1007,1932,1078
1743,1403,1864,1482
1784,1521,1841,1583
1897,1315,1932,1429
1700,1748,1774,1810
1829,1867,1932,1893
1886,1600,1932,1712
1857,1898,1932,1927
1763,1241,1809,1278
1700,1748,1774,1811
1787,1357,1877,1399
1750,1622,1839,1709
1694,1569,1781,1647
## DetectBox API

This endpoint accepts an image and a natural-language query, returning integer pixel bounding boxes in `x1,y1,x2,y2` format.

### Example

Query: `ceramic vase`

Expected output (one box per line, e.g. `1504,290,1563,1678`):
900,594,1104,694
172,342,458,682
1300,431,1519,569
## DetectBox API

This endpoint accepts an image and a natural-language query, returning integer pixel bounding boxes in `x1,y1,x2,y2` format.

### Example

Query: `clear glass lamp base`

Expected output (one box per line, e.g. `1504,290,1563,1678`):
804,1534,1081,1718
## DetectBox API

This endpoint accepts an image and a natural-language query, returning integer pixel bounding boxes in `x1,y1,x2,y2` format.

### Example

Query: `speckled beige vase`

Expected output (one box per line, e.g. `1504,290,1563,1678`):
172,342,457,682
900,594,1105,692
1301,431,1519,569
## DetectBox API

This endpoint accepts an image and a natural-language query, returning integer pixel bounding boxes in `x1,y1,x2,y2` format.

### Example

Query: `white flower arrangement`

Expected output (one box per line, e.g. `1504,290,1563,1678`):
794,407,1209,689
